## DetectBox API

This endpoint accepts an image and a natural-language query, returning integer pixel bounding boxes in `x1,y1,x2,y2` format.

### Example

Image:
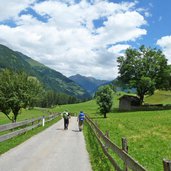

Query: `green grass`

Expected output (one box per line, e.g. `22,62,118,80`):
49,99,98,115
0,108,51,125
84,122,115,171
145,90,171,104
93,110,171,171
49,91,125,115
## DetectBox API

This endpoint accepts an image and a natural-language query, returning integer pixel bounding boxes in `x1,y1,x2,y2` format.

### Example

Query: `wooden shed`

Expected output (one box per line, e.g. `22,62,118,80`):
119,95,140,111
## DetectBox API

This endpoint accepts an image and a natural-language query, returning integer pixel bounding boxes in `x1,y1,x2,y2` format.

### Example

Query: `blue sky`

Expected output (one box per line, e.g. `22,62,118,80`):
0,0,170,80
136,0,171,47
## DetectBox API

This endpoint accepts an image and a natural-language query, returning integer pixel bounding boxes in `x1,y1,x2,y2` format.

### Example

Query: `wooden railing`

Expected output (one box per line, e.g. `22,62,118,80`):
0,113,60,143
85,115,171,171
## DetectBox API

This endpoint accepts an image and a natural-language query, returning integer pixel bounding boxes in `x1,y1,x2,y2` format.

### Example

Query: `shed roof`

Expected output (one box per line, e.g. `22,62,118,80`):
119,95,140,102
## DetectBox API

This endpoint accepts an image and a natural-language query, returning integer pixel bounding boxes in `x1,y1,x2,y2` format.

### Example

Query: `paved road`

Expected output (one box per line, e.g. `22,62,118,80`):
0,117,92,171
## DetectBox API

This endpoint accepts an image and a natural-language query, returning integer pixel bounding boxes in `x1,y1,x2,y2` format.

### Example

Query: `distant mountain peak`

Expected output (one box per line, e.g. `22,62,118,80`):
69,74,110,94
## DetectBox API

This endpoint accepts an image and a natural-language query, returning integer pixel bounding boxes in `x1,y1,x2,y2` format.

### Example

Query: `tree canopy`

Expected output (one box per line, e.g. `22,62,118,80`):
39,90,78,108
0,69,43,122
117,45,170,104
95,85,113,118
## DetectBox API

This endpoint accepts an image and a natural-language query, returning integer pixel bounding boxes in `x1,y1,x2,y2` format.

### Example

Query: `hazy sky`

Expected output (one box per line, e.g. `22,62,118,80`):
0,0,170,80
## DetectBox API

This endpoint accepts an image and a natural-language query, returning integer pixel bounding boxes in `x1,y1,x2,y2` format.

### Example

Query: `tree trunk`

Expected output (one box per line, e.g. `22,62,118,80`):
12,107,20,122
139,94,144,105
13,114,17,123
104,113,107,118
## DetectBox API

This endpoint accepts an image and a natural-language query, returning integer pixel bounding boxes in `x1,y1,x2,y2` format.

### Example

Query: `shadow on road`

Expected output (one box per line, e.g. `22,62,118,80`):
56,128,65,131
72,129,80,132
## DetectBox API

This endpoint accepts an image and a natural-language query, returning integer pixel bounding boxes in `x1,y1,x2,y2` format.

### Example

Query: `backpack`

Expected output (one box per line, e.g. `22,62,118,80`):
63,112,68,119
79,112,85,121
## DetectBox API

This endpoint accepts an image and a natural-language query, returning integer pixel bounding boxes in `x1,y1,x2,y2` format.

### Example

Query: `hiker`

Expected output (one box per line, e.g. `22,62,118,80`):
77,111,85,131
62,110,70,130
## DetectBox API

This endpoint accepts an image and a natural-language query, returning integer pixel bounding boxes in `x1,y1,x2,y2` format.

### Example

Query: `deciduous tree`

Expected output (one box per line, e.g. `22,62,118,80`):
0,69,43,122
95,86,113,118
117,45,170,104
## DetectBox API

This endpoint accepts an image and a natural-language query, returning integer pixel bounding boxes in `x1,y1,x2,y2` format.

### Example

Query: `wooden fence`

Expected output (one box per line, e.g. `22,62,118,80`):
0,113,60,143
85,115,171,171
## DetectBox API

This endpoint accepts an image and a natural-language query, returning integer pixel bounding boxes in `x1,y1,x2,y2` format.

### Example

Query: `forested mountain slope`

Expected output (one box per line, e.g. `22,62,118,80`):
0,44,90,99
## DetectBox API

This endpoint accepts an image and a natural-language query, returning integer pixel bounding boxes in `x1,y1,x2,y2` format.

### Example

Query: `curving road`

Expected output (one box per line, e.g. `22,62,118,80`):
0,117,92,171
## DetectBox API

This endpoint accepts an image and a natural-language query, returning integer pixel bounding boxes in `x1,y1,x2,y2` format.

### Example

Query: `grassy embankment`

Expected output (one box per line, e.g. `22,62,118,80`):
51,90,171,171
0,108,61,154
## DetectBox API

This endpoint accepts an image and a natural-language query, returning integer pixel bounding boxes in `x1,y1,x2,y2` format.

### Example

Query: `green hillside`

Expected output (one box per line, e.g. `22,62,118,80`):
0,44,90,99
144,90,171,104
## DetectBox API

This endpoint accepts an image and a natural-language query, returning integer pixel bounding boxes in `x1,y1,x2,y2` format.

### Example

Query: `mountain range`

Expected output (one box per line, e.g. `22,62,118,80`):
69,74,110,95
0,44,90,99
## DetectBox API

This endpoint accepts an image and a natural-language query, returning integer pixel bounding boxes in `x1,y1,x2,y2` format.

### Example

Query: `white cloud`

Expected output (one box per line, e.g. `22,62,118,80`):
157,35,171,63
108,44,130,55
0,0,147,80
0,0,35,20
96,11,147,46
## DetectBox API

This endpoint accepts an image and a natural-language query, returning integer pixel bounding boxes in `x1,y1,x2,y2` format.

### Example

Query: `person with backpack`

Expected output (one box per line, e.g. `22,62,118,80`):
77,111,85,131
62,110,70,130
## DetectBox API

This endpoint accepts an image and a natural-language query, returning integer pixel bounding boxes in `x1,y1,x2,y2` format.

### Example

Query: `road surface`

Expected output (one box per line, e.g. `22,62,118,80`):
0,117,92,171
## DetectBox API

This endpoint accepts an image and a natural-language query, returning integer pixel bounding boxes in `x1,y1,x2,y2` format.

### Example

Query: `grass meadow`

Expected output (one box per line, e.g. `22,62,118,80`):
93,110,171,171
145,90,171,104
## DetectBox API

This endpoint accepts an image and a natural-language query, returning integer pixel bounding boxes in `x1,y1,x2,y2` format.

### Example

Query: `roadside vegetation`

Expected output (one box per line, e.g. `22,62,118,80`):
83,121,115,171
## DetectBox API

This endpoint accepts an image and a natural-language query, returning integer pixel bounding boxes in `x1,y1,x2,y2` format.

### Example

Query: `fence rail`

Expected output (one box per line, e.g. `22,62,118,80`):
0,113,60,143
0,117,42,132
86,115,147,171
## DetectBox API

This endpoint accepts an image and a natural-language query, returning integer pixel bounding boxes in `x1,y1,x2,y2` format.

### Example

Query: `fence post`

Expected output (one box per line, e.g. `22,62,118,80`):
32,118,34,126
105,130,109,151
42,116,45,127
122,137,128,171
163,159,171,171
